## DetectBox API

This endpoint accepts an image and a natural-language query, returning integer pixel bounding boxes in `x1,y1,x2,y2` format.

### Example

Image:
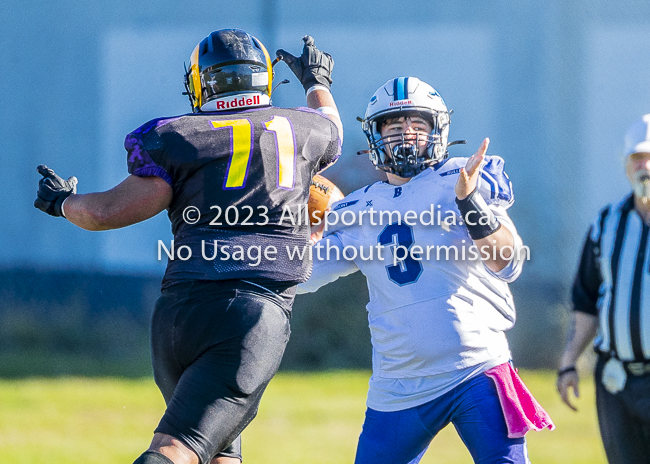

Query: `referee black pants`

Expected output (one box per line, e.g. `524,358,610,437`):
150,279,293,464
595,354,650,464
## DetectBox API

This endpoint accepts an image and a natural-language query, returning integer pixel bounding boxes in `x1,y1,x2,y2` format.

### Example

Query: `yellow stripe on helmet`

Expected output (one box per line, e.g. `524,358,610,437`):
190,43,202,110
256,38,273,97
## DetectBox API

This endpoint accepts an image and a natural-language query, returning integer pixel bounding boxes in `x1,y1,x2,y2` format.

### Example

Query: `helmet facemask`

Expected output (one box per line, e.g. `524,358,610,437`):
363,110,450,178
200,63,269,102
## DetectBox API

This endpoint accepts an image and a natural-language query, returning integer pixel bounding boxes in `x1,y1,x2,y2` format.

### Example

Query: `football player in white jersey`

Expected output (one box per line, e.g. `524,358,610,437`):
300,77,552,464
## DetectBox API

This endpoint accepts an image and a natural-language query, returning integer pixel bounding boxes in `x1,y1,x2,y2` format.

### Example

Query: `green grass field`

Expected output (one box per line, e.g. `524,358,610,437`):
0,370,605,463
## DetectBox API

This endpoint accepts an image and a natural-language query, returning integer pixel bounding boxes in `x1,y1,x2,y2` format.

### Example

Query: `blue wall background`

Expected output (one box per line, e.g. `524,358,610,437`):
3,1,650,371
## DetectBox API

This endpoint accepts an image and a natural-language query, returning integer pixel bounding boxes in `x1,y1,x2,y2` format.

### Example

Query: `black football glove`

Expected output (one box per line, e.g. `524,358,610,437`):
276,36,334,92
34,165,77,217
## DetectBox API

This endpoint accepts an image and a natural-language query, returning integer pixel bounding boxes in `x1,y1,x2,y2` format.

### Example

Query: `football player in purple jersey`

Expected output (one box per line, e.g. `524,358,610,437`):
35,30,342,464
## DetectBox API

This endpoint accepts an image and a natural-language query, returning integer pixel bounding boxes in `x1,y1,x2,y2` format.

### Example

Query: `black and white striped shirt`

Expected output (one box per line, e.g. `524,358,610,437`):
573,194,650,361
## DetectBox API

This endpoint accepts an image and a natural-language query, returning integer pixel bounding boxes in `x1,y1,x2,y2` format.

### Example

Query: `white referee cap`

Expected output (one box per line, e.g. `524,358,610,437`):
625,114,650,156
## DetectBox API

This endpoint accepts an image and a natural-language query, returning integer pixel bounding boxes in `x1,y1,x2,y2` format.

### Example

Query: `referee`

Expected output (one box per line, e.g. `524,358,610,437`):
558,114,650,464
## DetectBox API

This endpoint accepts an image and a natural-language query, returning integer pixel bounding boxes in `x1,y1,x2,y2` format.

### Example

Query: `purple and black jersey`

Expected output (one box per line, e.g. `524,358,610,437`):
126,106,341,288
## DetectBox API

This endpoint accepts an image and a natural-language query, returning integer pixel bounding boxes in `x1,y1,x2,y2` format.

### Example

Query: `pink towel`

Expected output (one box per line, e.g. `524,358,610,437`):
484,363,555,438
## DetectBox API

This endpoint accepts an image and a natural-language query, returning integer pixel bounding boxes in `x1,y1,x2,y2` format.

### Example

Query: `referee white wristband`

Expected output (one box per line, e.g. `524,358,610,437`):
306,84,331,97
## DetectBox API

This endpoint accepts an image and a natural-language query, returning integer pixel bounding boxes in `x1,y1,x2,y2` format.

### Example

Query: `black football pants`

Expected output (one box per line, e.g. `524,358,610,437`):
595,354,650,464
150,279,293,464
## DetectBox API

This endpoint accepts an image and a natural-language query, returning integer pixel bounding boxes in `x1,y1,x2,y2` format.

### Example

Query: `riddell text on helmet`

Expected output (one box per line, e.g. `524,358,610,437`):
389,100,413,107
216,95,261,110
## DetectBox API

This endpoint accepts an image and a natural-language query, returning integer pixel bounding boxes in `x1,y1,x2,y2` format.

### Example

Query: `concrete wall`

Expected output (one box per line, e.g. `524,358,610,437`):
3,1,650,338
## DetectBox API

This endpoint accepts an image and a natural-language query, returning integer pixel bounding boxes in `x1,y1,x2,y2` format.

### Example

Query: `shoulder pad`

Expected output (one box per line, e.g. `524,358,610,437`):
478,155,514,207
130,116,180,136
437,157,467,177
329,183,372,212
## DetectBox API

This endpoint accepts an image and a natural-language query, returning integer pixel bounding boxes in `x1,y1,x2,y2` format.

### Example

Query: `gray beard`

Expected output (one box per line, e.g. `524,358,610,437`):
633,169,650,200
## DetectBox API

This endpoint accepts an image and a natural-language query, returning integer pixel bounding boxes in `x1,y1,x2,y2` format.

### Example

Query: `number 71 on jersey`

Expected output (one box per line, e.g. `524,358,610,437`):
211,117,296,190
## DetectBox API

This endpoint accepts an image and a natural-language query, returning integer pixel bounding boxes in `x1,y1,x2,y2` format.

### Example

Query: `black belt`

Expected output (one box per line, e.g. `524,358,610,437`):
598,351,650,376
624,361,650,376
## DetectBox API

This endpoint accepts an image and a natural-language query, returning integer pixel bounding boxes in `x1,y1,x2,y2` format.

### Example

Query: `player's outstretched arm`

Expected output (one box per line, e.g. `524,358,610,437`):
297,233,359,294
276,36,343,142
455,138,514,272
556,311,598,411
35,165,172,231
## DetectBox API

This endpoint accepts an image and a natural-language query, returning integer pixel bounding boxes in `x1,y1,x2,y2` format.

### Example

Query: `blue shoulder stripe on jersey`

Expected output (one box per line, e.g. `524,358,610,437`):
433,158,449,171
480,172,497,199
362,181,383,193
332,200,359,211
481,157,514,203
438,158,514,203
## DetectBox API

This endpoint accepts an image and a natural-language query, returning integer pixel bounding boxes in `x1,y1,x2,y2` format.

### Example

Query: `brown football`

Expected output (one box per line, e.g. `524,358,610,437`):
308,175,344,225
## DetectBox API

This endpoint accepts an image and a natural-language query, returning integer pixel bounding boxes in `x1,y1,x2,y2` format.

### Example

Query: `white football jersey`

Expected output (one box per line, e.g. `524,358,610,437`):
298,156,527,410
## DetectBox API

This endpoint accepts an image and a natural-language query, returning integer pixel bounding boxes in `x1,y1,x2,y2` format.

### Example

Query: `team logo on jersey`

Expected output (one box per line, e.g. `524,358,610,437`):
393,187,402,198
332,200,358,211
440,168,461,177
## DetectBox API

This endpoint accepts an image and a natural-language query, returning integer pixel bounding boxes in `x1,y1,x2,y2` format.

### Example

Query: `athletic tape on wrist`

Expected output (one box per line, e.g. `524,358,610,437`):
455,188,501,240
60,196,68,218
317,106,338,117
306,84,331,97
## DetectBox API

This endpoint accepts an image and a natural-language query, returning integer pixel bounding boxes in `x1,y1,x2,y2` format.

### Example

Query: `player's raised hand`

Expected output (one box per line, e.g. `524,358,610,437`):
557,370,580,412
276,36,334,91
455,138,489,200
34,165,77,217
